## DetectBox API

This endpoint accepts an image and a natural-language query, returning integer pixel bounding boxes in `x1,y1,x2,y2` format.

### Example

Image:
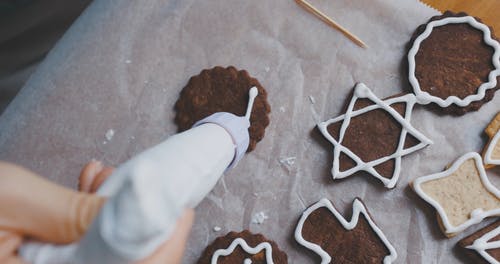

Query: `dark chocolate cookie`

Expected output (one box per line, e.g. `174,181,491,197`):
458,220,500,264
175,66,271,152
318,83,432,188
197,230,288,264
407,11,500,115
295,198,397,263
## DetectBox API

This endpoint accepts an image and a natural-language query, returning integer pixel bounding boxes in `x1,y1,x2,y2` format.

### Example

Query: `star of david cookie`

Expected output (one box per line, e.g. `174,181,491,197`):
412,152,500,237
197,230,287,264
407,11,500,115
317,83,432,188
483,112,500,168
295,198,397,263
458,220,500,264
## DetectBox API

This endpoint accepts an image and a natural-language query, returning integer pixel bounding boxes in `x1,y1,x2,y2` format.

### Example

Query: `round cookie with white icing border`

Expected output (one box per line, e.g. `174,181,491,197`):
407,11,500,115
175,66,271,152
197,230,288,264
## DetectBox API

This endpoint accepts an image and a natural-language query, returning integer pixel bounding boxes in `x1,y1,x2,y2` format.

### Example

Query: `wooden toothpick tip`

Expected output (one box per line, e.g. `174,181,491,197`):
295,0,368,49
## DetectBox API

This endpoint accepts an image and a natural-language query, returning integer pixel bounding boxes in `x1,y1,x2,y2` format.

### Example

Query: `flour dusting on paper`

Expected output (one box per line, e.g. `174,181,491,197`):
251,211,269,225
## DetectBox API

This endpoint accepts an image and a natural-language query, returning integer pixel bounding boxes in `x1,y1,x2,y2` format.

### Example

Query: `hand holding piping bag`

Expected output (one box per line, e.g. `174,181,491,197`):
0,87,259,264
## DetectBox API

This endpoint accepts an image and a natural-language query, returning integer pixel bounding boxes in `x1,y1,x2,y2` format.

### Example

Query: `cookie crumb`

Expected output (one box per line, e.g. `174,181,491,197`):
213,226,222,232
105,129,115,141
251,211,268,225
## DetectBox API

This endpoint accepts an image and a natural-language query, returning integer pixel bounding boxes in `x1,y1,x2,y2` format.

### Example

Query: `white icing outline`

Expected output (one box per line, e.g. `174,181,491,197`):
485,129,500,166
408,16,500,107
211,238,274,264
466,224,500,264
413,152,500,235
294,198,397,264
317,83,433,188
245,87,259,120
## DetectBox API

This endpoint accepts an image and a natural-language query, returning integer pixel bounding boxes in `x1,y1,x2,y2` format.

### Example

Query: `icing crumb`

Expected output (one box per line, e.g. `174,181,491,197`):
251,211,269,225
308,95,316,104
125,59,132,64
279,106,286,113
213,226,222,232
279,156,296,166
264,66,270,72
105,129,115,141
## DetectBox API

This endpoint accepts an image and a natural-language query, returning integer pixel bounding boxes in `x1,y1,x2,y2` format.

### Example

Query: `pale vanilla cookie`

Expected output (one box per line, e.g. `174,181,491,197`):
483,112,500,168
412,152,500,237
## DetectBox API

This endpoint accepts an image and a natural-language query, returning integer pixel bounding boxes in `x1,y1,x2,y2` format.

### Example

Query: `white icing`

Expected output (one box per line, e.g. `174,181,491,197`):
105,129,115,141
317,83,433,188
466,225,500,264
413,152,500,234
211,238,274,264
408,16,500,107
485,129,500,166
279,156,296,166
294,198,397,264
245,87,259,120
251,211,269,225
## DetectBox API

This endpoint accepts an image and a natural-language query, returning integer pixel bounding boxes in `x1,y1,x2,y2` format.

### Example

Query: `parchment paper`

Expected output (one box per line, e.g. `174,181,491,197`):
1,0,499,263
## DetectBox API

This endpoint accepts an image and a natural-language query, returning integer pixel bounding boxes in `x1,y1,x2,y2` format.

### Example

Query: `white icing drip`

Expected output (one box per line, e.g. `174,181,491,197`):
485,129,500,166
294,198,397,264
251,211,269,225
245,87,259,120
210,238,274,264
317,83,433,188
408,16,500,107
466,225,500,264
105,129,115,141
413,152,500,235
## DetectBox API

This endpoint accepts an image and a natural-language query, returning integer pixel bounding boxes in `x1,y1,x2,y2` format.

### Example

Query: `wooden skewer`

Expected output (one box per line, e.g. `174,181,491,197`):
295,0,368,49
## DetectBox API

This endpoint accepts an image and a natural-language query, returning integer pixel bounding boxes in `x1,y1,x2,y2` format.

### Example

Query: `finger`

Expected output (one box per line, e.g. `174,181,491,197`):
136,209,195,264
0,162,105,243
89,166,114,193
78,160,103,192
0,231,22,263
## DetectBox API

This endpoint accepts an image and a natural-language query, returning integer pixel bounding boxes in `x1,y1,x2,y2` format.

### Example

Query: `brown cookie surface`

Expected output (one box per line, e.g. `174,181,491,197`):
175,66,271,152
197,230,287,264
318,83,431,189
296,198,396,263
327,95,420,179
408,11,500,115
458,220,500,264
